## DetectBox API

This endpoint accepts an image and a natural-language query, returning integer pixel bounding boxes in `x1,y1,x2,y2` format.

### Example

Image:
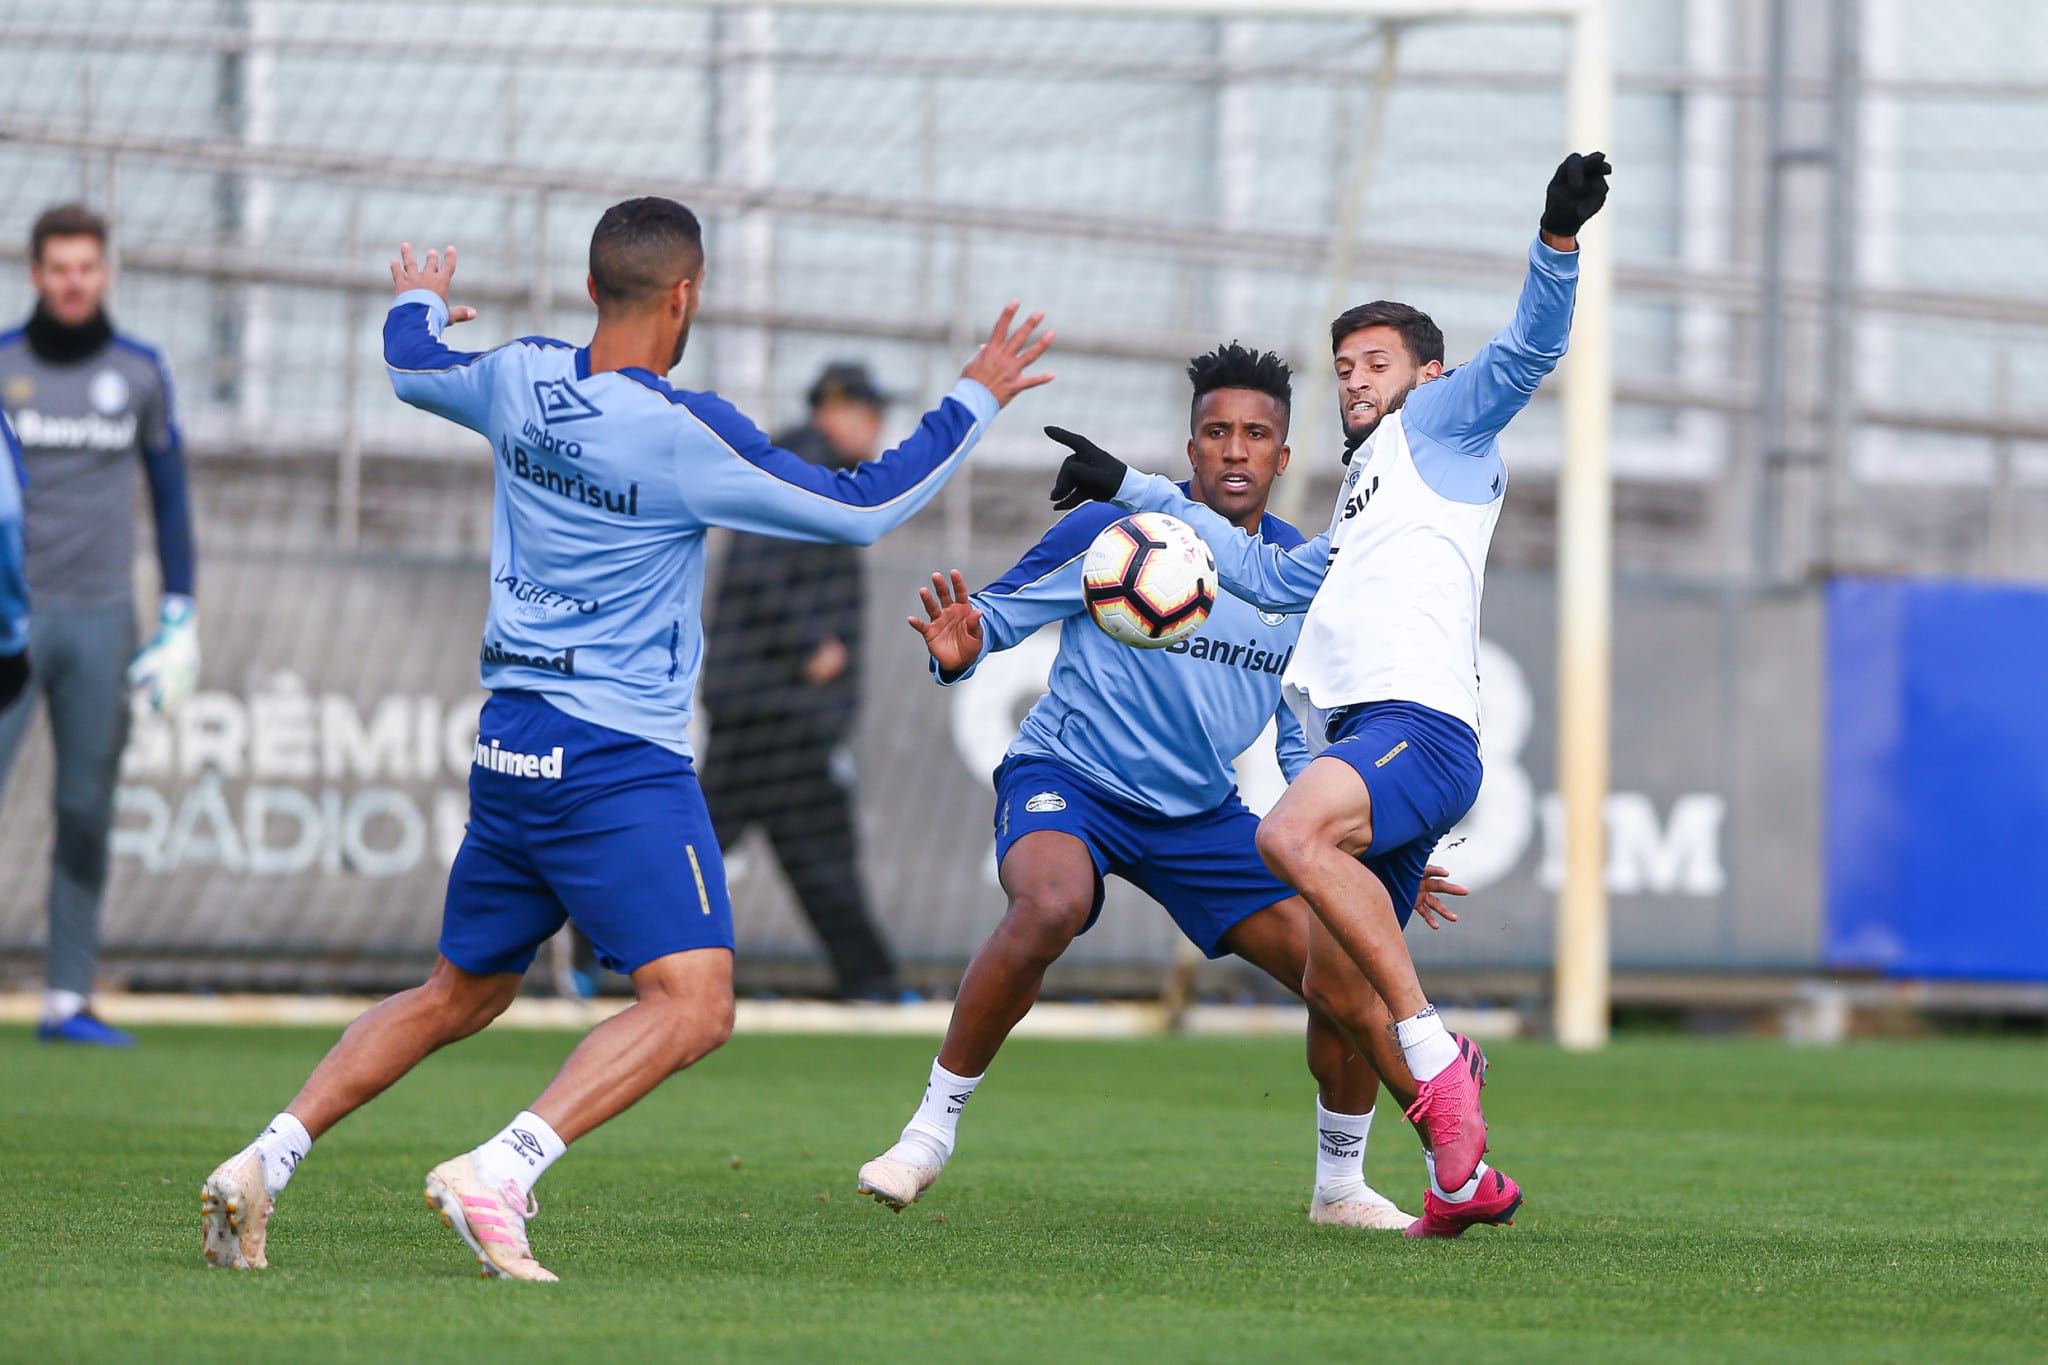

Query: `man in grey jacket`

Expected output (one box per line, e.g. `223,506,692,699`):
701,362,900,1001
0,203,200,1046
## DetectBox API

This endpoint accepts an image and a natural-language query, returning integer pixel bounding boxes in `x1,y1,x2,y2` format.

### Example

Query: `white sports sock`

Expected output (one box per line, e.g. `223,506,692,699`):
1423,1150,1486,1204
470,1110,567,1198
893,1058,982,1166
1395,1005,1460,1082
1314,1099,1374,1204
43,988,87,1024
254,1112,312,1197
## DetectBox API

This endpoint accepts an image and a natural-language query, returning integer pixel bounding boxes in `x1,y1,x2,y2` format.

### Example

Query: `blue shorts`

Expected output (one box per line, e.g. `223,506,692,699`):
1319,701,1484,927
440,690,735,977
992,753,1293,958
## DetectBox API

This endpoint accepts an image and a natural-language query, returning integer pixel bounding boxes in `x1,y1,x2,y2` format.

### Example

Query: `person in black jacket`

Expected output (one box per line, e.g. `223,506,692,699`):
702,362,902,1000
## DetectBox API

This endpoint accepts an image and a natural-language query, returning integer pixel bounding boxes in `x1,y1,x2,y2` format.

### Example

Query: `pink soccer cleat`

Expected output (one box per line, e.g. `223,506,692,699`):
1403,1166,1523,1239
1403,1032,1489,1190
423,1154,557,1282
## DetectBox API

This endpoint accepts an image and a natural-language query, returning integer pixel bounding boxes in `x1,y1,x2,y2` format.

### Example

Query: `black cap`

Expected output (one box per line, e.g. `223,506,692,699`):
807,361,890,410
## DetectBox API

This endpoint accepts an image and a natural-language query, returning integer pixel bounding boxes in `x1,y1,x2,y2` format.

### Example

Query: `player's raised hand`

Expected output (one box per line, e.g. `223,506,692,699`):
1046,426,1129,510
960,301,1054,407
1414,863,1469,930
908,569,985,677
1539,151,1612,245
389,242,478,325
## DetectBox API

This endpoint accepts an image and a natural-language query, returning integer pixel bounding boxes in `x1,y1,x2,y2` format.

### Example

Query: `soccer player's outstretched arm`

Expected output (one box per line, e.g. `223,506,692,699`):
1405,152,1610,453
132,346,195,601
1044,427,1329,612
910,504,1121,684
382,243,496,431
674,304,1053,546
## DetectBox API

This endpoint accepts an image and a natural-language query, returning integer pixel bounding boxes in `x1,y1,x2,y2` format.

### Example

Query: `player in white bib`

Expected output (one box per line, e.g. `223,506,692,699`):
1046,152,1610,1237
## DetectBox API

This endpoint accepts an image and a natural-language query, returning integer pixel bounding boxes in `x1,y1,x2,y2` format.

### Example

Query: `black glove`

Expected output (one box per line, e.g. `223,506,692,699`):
1046,426,1129,511
0,650,28,711
1540,150,1612,239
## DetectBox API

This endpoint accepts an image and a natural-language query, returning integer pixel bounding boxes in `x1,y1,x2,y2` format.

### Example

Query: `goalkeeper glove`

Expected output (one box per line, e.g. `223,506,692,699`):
1540,150,1613,239
0,649,26,711
128,594,200,716
1046,426,1129,510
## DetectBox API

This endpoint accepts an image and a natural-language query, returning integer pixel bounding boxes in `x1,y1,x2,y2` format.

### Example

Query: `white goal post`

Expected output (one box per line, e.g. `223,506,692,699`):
713,0,1614,1046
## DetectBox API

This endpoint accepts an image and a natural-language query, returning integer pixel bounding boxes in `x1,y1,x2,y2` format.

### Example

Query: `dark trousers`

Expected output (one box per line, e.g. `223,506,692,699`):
0,603,135,996
701,716,897,998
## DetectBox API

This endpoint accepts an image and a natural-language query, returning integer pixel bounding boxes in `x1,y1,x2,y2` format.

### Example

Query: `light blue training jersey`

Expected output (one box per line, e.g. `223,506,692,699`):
384,288,999,755
0,410,27,653
938,492,1310,819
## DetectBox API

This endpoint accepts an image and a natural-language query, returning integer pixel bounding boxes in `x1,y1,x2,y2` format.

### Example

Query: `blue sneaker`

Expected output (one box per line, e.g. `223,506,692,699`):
36,1011,135,1047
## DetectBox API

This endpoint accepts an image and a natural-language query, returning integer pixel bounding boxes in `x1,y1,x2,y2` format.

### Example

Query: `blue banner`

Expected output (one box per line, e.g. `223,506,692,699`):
1827,577,2048,979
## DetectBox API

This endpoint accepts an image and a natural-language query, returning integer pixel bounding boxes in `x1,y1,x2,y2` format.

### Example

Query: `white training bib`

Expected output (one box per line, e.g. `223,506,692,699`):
1283,408,1502,742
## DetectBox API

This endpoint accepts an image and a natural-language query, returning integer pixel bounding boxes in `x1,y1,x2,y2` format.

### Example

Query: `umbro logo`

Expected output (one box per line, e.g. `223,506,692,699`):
1318,1129,1362,1148
533,378,603,426
948,1092,975,1106
1318,1128,1363,1157
505,1128,548,1164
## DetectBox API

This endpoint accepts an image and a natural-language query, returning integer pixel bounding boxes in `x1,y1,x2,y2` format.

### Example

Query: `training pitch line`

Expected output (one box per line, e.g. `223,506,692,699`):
0,992,1519,1039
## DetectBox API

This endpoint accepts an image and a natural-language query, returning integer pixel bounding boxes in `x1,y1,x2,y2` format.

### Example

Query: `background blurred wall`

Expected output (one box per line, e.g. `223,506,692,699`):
0,540,1828,988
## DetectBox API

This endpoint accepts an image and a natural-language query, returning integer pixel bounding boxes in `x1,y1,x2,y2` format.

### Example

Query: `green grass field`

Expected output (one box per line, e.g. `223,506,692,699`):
3,1027,2044,1363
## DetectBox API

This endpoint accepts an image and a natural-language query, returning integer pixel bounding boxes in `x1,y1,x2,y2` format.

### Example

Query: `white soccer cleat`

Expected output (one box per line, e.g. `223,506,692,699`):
201,1147,273,1269
1309,1186,1416,1230
423,1154,558,1282
857,1148,945,1212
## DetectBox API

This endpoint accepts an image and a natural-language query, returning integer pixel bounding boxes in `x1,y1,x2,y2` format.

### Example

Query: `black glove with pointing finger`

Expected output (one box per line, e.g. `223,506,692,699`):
1046,426,1130,511
1540,150,1612,239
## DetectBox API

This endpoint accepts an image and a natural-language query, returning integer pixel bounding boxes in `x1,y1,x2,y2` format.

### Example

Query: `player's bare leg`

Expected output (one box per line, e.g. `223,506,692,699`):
1257,762,1421,1014
1298,913,1415,1109
1301,909,1517,1234
1257,757,1492,1189
936,832,1097,1079
859,831,1095,1209
523,947,735,1140
425,946,734,1281
202,957,522,1269
288,958,527,1136
1219,899,1414,1228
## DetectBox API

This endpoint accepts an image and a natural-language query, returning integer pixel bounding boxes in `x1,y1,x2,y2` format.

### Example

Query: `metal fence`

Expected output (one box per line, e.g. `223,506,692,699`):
6,2,2043,573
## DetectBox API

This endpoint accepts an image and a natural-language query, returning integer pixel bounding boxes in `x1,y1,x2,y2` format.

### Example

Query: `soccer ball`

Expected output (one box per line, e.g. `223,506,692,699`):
1082,512,1216,649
